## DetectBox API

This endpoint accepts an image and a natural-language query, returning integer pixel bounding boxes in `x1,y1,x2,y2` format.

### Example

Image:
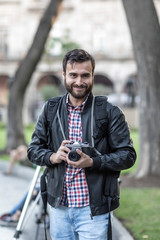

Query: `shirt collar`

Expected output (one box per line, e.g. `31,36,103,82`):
66,93,89,110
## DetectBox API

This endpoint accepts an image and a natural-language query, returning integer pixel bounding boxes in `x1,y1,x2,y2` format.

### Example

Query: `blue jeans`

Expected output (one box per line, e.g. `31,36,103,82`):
50,205,109,240
10,192,28,215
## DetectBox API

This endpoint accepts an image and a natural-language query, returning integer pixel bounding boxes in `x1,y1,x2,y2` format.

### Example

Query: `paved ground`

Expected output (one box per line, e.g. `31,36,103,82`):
0,160,134,240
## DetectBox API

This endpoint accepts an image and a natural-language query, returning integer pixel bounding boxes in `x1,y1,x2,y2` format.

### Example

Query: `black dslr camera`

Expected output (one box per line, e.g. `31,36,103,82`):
65,141,91,162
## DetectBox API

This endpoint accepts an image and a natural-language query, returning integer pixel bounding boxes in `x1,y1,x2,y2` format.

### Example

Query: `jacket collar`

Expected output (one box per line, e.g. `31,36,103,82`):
64,92,93,113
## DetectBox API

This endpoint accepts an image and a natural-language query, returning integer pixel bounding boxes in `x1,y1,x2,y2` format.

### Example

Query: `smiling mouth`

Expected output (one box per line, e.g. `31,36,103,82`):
73,85,86,89
73,87,85,92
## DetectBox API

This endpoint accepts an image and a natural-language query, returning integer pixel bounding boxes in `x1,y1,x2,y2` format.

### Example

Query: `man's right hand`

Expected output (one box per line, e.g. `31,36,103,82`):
49,140,70,164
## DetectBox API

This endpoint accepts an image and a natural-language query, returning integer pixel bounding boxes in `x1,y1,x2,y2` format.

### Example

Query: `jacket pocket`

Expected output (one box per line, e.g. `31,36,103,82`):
47,177,60,198
103,174,120,212
103,174,120,198
46,167,63,198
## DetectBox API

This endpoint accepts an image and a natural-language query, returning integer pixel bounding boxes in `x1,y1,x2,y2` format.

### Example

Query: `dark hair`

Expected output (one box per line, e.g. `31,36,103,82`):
62,49,95,74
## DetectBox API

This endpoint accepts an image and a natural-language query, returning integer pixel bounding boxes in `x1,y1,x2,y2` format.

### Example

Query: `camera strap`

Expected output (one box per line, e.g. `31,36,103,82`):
57,95,96,146
91,97,101,156
91,95,95,147
57,98,66,140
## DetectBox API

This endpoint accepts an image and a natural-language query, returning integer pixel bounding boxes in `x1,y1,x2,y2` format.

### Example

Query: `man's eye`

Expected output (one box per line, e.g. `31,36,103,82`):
70,73,77,78
83,74,90,78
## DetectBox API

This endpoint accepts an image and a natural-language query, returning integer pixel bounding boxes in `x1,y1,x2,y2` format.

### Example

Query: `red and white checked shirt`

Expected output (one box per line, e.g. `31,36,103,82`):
60,95,89,207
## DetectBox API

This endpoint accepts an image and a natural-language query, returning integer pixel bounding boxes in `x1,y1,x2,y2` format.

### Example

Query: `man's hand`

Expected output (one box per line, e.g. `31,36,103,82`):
67,149,93,168
50,140,70,164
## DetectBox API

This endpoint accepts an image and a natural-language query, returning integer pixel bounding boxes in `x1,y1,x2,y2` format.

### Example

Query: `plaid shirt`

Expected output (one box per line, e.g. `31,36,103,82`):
60,95,89,207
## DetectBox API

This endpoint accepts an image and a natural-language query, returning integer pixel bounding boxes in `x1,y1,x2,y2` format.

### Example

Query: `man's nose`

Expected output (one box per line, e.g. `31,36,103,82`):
76,76,83,85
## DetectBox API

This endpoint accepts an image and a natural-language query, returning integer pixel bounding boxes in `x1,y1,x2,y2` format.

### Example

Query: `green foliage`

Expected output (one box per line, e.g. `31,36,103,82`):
61,41,81,56
92,84,113,96
115,188,160,240
39,85,61,101
45,35,81,58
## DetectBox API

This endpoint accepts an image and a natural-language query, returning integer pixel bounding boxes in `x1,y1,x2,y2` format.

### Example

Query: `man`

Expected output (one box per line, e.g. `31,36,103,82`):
28,49,136,240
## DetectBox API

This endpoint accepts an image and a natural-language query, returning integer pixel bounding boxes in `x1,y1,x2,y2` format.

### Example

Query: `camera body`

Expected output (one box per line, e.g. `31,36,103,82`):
65,141,91,162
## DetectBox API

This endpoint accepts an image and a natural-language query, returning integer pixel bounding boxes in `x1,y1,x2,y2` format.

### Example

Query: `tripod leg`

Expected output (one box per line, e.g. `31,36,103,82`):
22,191,41,224
35,198,45,240
36,196,44,224
13,166,42,239
35,197,50,240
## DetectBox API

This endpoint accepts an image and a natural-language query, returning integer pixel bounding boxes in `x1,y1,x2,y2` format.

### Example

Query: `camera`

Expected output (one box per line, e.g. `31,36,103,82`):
65,141,91,162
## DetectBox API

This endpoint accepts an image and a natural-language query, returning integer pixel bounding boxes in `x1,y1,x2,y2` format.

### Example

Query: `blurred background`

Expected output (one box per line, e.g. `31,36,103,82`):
0,1,160,239
0,0,145,129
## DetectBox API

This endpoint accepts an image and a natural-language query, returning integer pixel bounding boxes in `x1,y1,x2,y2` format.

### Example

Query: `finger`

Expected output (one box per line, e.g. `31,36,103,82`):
61,140,70,146
55,153,67,163
57,152,66,159
67,158,77,167
76,149,83,156
60,145,70,153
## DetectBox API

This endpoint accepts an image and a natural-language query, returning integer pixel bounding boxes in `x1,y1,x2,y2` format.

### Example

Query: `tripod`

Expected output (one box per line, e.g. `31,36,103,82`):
13,166,45,240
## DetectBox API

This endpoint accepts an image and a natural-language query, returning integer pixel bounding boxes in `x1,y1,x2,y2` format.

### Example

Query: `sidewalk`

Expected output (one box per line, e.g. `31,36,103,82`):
0,160,134,240
0,160,44,240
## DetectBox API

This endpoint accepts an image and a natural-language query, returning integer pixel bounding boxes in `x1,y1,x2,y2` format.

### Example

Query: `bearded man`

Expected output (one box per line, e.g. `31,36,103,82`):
28,49,136,240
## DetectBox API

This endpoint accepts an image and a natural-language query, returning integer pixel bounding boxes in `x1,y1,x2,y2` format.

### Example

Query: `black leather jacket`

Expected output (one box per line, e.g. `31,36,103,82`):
28,93,136,216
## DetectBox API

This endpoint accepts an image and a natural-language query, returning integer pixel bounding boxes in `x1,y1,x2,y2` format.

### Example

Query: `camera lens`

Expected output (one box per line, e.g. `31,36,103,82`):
68,150,81,162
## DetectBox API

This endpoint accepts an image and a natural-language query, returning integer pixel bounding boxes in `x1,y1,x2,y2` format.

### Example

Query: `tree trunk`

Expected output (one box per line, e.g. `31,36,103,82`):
122,0,160,177
7,0,62,150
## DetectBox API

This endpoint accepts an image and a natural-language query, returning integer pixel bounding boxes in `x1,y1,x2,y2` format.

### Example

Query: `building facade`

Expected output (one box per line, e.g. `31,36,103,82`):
0,0,159,126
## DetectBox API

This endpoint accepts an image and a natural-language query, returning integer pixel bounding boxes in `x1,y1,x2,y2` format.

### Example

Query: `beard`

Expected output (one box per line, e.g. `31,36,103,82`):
64,79,93,99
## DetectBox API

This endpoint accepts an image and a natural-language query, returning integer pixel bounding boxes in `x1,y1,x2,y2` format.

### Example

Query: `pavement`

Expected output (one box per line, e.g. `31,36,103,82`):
0,160,134,240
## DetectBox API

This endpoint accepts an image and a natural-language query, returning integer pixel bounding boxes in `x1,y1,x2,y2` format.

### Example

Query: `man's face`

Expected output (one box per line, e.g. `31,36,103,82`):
63,61,94,100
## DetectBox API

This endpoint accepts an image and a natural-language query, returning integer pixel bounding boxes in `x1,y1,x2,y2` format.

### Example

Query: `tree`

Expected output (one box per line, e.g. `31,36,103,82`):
7,0,63,150
122,0,160,177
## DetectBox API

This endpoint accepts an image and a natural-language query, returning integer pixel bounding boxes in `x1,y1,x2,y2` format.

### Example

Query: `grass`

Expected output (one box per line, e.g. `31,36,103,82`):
0,124,35,149
24,124,35,144
114,188,160,240
0,126,7,150
122,129,139,175
114,130,160,240
0,126,159,239
0,126,139,162
0,124,35,161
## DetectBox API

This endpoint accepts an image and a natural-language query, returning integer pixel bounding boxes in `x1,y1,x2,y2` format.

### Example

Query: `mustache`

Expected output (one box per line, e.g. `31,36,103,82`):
72,84,87,88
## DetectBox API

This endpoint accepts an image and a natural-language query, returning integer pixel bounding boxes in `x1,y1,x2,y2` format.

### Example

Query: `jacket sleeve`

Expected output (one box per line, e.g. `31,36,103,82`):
27,102,53,167
92,104,136,172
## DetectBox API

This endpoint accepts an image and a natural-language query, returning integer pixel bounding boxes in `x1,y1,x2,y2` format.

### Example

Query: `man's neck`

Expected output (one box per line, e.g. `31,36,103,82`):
68,94,87,107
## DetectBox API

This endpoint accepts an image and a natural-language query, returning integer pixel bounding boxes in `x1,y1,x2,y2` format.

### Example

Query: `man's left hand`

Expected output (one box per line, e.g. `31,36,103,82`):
67,149,93,168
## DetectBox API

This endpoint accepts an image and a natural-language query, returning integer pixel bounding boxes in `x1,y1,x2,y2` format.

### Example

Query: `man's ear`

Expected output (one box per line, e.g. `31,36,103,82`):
62,71,65,79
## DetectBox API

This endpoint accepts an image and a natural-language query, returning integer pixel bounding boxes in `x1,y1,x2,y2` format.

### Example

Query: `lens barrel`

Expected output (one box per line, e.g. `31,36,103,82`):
68,150,81,162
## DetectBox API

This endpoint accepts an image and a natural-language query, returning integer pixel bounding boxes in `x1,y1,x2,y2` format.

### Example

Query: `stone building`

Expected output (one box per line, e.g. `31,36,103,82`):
0,0,159,127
